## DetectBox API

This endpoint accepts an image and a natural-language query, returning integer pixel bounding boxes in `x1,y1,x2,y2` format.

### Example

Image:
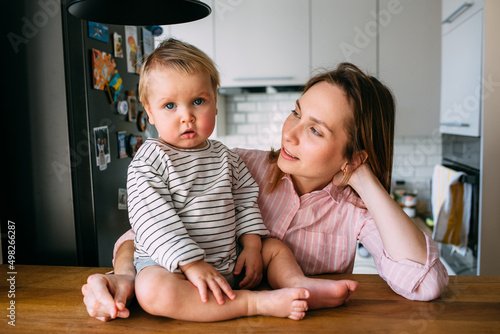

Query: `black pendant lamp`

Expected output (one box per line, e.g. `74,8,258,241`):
66,0,211,25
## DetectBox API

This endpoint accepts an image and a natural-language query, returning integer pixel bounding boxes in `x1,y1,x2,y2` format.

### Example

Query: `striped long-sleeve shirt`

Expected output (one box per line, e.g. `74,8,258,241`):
126,139,268,275
117,147,448,301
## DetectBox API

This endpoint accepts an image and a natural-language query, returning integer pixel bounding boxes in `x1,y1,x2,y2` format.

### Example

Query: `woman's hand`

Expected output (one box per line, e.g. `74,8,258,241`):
82,273,135,322
333,161,374,189
335,160,427,264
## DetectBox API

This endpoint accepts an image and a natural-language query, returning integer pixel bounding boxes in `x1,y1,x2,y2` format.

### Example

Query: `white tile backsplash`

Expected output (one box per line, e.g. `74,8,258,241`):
217,92,441,214
236,102,257,112
218,92,298,150
392,135,442,214
228,113,246,124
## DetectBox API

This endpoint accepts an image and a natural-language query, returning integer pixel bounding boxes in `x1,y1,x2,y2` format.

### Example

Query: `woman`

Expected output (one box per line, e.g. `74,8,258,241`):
82,63,448,321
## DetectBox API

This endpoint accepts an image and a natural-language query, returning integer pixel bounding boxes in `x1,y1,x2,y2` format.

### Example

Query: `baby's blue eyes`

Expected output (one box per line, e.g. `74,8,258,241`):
164,99,205,110
193,98,204,106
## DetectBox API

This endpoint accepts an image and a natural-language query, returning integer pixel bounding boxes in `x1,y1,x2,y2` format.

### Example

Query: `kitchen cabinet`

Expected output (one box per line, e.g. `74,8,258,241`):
440,0,500,275
440,0,484,137
442,0,482,35
311,0,377,74
214,0,309,87
378,0,441,137
168,0,214,59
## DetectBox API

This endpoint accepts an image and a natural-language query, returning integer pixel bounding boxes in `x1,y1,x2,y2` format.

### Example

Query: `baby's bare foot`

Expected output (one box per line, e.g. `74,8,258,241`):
251,288,310,320
293,278,358,310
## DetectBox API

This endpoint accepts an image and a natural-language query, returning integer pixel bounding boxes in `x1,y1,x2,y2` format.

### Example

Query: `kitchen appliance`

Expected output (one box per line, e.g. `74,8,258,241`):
61,2,171,266
440,134,480,275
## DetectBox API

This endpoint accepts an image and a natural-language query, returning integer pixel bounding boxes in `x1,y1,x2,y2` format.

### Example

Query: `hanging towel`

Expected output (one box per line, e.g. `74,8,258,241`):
431,165,472,248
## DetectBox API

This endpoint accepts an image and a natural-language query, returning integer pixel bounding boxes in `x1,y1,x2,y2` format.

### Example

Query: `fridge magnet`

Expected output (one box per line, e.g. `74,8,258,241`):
125,25,138,73
135,135,144,154
105,70,123,103
118,188,127,210
92,49,116,90
136,40,143,74
117,131,128,159
93,126,111,170
116,100,129,115
113,32,123,58
137,110,148,132
146,25,163,37
127,134,144,157
127,134,137,157
127,91,138,122
142,27,154,61
88,21,109,43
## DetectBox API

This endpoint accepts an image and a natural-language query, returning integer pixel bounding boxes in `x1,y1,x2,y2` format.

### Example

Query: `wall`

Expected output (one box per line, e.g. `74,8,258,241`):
217,92,441,214
479,0,500,275
218,92,300,151
392,135,442,213
3,0,77,264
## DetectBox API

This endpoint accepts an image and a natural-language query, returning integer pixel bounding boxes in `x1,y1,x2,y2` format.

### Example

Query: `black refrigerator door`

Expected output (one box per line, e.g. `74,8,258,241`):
62,5,156,266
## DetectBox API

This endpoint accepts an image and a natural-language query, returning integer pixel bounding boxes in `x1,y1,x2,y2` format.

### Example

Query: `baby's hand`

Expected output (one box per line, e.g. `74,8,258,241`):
180,260,236,305
233,246,263,289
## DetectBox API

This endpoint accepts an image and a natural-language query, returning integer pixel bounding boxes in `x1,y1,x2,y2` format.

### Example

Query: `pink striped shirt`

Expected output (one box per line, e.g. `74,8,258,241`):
114,148,449,301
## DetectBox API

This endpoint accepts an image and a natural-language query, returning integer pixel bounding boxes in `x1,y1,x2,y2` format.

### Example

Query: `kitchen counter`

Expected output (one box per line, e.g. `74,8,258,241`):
2,265,499,333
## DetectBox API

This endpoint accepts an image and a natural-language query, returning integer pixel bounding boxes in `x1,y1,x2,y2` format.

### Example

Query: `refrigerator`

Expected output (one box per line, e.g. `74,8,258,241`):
62,10,157,266
4,2,156,267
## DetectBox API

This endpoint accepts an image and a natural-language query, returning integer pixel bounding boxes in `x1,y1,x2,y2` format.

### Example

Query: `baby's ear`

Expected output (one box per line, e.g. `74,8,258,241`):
143,105,155,125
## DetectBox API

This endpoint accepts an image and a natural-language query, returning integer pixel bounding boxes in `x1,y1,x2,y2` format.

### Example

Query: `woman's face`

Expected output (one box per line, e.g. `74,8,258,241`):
278,81,351,195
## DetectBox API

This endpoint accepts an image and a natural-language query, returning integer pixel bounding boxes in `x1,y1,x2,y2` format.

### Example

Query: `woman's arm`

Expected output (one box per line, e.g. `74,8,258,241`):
339,163,448,301
113,239,136,276
347,163,427,264
82,240,136,321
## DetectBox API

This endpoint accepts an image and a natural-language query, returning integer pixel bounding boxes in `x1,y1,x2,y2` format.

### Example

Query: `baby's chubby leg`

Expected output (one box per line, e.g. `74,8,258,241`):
262,238,359,310
135,265,310,321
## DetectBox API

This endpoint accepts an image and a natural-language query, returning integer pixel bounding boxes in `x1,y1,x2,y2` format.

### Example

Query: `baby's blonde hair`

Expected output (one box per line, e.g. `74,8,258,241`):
138,38,220,107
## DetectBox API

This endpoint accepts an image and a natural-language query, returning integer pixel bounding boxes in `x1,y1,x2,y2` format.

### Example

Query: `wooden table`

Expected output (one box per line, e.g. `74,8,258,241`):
2,265,499,333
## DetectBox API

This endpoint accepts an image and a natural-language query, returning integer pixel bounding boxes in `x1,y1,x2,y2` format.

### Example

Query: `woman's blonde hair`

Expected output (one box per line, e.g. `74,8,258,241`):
138,38,220,107
268,62,395,194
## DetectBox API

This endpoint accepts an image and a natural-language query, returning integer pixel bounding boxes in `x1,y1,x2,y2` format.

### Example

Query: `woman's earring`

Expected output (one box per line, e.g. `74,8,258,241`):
342,168,347,176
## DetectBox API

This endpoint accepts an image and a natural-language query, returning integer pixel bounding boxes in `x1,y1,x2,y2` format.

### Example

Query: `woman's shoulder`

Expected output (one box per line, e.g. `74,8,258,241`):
233,148,270,166
233,147,268,158
232,148,273,182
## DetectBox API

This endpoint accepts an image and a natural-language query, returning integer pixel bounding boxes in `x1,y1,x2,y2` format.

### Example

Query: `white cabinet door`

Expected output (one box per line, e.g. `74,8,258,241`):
379,0,441,137
167,0,214,59
442,0,484,35
214,0,309,87
311,0,377,75
440,9,483,137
